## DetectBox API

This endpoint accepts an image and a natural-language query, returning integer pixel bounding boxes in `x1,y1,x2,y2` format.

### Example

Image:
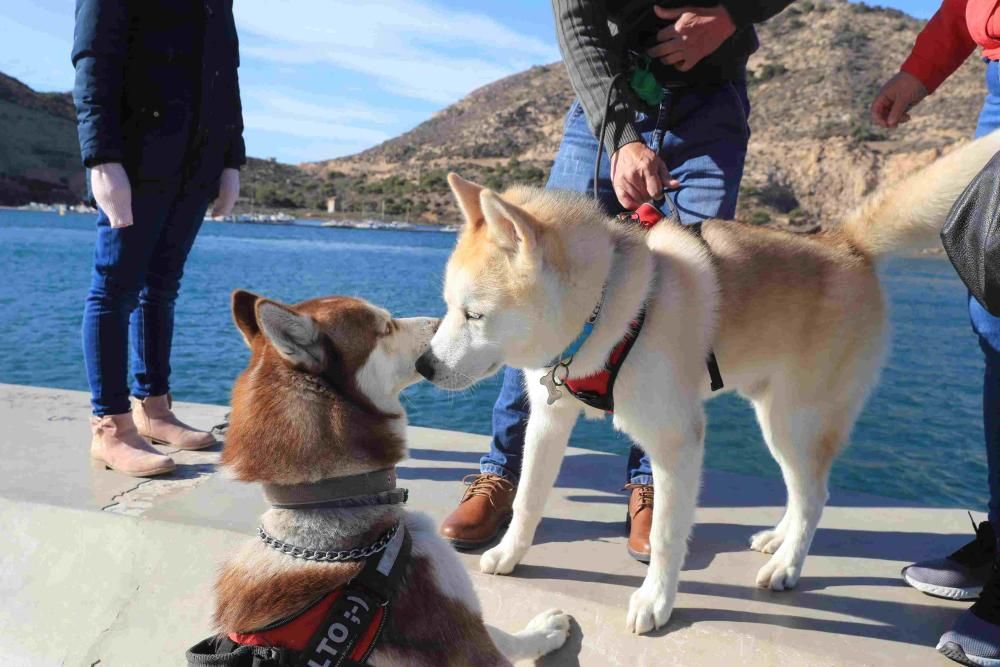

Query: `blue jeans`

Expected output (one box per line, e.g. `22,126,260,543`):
83,183,212,416
973,60,1000,529
482,82,751,485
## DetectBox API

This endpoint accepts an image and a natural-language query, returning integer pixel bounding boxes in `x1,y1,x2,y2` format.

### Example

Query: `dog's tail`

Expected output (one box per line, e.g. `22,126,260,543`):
840,129,1000,258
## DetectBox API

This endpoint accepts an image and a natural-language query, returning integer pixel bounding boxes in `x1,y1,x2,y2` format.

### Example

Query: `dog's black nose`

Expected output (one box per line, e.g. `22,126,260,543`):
415,351,436,381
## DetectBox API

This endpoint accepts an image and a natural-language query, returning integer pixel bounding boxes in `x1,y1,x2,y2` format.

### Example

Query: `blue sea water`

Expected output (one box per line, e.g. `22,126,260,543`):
0,209,988,510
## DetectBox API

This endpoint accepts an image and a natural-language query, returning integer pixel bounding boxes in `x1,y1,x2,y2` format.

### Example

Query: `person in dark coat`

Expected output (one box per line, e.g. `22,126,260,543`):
72,0,246,476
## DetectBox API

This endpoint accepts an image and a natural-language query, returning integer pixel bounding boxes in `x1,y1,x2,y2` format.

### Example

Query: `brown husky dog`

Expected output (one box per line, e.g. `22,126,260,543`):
195,291,570,665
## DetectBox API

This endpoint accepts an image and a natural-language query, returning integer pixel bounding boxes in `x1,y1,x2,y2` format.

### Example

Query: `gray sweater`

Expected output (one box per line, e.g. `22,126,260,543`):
553,0,795,156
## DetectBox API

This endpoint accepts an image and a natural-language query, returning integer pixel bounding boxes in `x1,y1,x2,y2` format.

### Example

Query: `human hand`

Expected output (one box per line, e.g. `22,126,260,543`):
610,142,679,210
211,168,240,218
647,5,737,72
870,72,928,129
90,162,134,229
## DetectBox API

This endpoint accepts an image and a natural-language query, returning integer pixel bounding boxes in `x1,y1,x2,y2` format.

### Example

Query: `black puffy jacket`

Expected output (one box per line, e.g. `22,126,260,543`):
72,0,246,188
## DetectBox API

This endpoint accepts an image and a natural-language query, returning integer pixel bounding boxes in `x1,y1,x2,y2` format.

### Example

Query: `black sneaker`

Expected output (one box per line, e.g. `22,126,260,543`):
938,554,1000,666
903,515,995,600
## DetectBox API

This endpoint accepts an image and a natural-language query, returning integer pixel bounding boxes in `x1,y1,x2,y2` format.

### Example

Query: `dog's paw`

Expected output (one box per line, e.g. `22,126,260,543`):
625,582,673,635
755,551,802,591
480,540,526,575
519,609,571,657
749,527,786,554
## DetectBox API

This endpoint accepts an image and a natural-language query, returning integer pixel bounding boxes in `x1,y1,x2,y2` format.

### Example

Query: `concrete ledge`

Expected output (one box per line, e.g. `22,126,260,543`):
0,499,242,667
0,384,976,666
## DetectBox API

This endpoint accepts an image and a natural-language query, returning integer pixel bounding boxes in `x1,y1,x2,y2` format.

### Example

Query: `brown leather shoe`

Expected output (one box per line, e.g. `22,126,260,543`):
625,483,653,563
439,474,516,549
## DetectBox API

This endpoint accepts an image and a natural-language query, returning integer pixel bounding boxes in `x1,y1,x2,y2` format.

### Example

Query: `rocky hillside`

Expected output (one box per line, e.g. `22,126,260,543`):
310,0,984,226
2,0,985,224
740,0,981,226
0,73,85,205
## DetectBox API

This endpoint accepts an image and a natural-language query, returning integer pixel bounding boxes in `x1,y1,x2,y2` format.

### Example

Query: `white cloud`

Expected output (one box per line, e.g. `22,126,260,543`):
234,0,559,105
245,90,400,126
0,0,560,162
232,0,559,160
242,111,389,144
240,89,419,153
235,0,554,56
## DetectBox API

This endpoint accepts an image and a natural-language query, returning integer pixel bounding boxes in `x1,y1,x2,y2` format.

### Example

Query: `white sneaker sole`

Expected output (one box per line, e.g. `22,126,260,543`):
903,572,982,601
938,641,1000,666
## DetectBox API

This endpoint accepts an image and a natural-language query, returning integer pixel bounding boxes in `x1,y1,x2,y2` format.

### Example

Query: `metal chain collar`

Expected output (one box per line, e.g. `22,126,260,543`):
257,520,399,562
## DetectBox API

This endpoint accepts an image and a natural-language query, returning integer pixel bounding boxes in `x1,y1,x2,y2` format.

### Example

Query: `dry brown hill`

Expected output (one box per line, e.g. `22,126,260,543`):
0,73,85,205
308,0,984,226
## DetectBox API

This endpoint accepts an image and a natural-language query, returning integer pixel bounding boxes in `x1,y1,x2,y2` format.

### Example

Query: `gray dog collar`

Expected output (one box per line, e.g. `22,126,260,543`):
263,468,408,510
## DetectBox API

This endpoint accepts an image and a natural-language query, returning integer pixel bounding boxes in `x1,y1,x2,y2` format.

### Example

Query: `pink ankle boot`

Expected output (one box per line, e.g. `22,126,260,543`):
131,394,216,450
90,413,176,477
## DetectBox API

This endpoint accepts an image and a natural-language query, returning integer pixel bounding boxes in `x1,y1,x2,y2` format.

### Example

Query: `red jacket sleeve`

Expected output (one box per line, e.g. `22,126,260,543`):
900,0,976,93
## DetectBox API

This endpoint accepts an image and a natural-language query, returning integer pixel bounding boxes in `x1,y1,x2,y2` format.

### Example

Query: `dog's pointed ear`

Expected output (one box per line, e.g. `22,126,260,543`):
232,290,263,347
448,172,484,224
256,299,325,372
480,190,537,255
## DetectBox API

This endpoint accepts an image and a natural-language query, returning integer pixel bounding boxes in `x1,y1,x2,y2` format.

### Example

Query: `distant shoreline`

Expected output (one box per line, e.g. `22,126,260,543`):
1,205,460,234
0,206,958,251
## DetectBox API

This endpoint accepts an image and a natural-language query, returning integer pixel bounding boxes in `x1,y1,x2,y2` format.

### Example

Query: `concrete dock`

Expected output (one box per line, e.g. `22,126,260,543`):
0,383,979,666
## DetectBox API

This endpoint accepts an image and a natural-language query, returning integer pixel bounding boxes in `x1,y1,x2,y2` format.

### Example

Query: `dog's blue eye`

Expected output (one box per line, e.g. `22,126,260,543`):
466,311,483,321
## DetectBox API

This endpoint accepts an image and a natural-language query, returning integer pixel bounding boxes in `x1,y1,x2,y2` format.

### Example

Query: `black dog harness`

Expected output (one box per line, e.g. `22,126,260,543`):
186,523,411,667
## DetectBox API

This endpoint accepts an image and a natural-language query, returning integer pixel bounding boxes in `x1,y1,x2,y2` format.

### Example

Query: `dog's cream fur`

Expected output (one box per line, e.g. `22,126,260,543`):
217,293,570,665
419,131,1000,634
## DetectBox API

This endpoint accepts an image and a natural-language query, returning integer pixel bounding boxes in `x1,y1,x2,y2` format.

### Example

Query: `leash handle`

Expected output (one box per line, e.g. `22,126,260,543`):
653,190,681,225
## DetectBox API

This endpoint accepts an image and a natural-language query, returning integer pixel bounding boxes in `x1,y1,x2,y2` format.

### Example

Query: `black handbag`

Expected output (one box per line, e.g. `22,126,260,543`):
941,149,1000,316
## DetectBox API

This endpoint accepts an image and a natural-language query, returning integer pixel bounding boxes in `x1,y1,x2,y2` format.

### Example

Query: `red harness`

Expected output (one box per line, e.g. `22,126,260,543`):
228,589,385,659
624,202,666,230
561,204,663,413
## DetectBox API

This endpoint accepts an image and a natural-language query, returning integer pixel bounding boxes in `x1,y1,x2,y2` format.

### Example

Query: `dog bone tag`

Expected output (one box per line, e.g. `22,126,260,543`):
540,372,562,405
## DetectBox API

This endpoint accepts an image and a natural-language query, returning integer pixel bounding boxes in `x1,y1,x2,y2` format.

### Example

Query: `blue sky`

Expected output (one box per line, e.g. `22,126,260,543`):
2,1,935,164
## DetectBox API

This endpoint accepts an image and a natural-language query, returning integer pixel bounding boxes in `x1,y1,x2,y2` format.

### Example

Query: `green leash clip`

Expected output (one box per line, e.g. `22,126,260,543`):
629,57,664,107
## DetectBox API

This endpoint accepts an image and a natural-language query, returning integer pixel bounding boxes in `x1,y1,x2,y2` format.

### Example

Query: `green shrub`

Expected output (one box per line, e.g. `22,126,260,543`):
850,120,888,142
834,25,870,49
755,63,789,83
788,208,809,225
750,210,772,226
745,176,799,213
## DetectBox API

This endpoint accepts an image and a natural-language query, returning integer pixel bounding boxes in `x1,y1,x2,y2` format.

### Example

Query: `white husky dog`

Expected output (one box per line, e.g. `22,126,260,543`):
416,131,1000,634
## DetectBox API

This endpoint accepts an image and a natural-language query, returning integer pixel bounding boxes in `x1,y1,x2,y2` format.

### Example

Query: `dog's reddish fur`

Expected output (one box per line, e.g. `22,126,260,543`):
215,560,362,633
213,292,509,665
222,292,405,484
377,555,506,666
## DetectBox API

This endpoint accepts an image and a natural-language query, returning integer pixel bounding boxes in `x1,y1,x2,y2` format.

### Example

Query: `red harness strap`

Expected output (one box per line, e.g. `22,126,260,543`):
562,312,645,413
628,202,665,229
563,317,642,413
229,590,385,660
562,203,663,412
